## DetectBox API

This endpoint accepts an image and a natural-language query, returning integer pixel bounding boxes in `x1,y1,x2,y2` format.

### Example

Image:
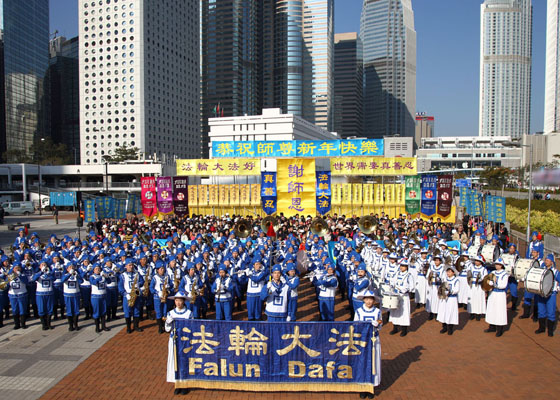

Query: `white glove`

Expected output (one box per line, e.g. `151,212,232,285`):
166,315,174,324
126,294,131,300
489,281,494,286
286,316,291,322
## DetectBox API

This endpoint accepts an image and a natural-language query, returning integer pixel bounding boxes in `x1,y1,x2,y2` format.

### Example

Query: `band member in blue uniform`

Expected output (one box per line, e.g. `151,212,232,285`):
151,263,172,334
285,264,300,321
535,254,560,337
7,263,28,330
90,264,110,333
33,261,55,330
315,264,338,321
354,289,382,399
246,260,268,321
212,264,233,321
389,260,414,337
503,243,519,311
260,264,291,322
61,262,83,331
521,248,541,320
119,258,144,334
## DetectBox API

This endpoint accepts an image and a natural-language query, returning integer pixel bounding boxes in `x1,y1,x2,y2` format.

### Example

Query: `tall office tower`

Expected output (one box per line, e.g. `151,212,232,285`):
201,0,263,157
545,0,560,134
333,32,363,138
78,0,200,165
414,112,434,149
48,36,80,164
0,0,50,162
479,0,532,138
360,0,416,139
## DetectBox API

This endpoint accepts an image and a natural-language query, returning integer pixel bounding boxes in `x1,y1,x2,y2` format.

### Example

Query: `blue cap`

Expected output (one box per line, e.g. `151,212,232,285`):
272,264,282,272
546,254,555,264
357,263,366,272
218,264,228,272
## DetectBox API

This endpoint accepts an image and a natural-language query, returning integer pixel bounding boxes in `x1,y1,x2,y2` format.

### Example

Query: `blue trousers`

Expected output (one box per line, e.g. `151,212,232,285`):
80,286,92,308
318,298,335,321
536,293,557,321
508,279,518,297
122,295,141,318
153,297,167,319
9,294,28,316
523,291,535,306
53,285,64,306
64,295,80,317
215,300,232,321
288,297,298,321
267,315,286,322
105,288,118,308
91,295,107,319
247,295,263,320
0,291,8,309
36,293,54,316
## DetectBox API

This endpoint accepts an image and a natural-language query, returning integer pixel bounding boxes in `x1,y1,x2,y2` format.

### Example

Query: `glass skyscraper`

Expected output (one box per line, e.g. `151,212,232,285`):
479,0,532,138
0,0,50,162
544,0,559,134
360,0,416,139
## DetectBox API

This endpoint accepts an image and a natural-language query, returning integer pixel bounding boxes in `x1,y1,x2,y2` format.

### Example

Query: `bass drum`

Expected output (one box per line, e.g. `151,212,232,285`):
481,244,500,264
501,254,517,276
524,267,554,297
514,258,540,282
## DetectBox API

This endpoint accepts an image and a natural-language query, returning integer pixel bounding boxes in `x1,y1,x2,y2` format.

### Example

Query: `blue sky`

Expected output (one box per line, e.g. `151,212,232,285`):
50,0,546,137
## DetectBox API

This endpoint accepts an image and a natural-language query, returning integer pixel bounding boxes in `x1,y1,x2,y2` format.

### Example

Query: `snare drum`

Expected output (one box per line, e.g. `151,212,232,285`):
481,244,500,263
380,283,392,294
381,291,400,310
467,245,480,258
524,267,554,297
501,254,517,276
514,258,539,282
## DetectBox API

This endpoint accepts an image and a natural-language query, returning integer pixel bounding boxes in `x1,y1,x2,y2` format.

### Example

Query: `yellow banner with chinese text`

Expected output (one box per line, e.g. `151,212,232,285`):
239,184,251,206
188,185,198,209
330,157,417,176
229,184,240,206
250,184,261,206
176,159,261,176
208,185,218,206
276,159,316,217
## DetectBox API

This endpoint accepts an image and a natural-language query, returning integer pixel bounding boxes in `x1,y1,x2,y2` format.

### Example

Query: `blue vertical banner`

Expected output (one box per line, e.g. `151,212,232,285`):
261,172,277,215
421,175,437,216
469,190,482,216
494,196,506,223
103,197,115,219
316,171,331,215
459,187,468,207
84,199,96,223
95,197,106,219
116,199,127,219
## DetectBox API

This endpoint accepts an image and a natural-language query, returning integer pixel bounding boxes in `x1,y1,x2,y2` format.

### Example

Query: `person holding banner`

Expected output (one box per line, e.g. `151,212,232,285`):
164,291,192,393
354,289,382,397
261,264,291,322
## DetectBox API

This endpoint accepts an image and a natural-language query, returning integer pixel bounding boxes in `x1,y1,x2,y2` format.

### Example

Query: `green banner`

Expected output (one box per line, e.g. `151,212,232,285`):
405,176,421,214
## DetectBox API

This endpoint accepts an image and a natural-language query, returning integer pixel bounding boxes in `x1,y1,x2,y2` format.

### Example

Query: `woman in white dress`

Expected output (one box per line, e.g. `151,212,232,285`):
436,266,460,335
484,258,508,337
467,255,487,321
165,291,193,394
354,289,382,399
426,254,445,320
389,260,414,337
414,249,429,308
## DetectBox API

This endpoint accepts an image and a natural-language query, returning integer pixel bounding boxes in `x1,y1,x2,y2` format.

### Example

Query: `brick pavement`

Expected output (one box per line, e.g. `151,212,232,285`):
40,278,560,400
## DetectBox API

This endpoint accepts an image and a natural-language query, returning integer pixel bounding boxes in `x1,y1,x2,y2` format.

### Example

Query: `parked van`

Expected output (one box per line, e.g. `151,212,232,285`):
1,201,35,216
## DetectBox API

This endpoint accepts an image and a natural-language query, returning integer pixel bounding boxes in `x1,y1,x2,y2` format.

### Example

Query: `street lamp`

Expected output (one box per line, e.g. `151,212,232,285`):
503,140,533,243
102,156,109,195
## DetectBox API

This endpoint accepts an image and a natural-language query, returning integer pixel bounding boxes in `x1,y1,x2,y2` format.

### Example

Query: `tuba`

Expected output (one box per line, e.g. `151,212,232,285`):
310,217,329,238
261,216,278,233
358,216,376,235
234,219,251,239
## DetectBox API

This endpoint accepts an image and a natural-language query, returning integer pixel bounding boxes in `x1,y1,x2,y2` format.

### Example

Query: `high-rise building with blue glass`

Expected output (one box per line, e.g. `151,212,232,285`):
0,0,50,162
360,0,416,139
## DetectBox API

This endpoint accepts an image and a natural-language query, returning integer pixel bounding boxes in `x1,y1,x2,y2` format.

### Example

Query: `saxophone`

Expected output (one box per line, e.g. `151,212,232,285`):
173,267,180,293
128,273,139,308
142,266,152,297
161,275,169,303
190,278,198,305
0,273,16,290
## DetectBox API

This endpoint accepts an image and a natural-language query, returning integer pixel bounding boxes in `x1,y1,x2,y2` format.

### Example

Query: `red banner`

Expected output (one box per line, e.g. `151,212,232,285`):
437,175,453,217
141,176,157,218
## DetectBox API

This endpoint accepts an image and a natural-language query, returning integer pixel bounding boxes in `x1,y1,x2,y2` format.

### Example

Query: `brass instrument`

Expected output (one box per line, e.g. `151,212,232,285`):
438,281,449,300
261,216,278,233
383,233,396,250
128,273,139,307
444,254,453,266
467,270,473,287
173,267,181,293
422,261,430,275
161,275,169,303
433,248,441,257
410,252,418,265
0,273,16,290
310,217,329,237
190,281,198,304
142,266,152,297
410,232,421,245
358,216,376,235
234,219,251,239
481,273,495,292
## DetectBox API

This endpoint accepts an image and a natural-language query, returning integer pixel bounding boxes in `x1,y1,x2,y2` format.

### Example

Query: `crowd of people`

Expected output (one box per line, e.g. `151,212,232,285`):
1,212,558,396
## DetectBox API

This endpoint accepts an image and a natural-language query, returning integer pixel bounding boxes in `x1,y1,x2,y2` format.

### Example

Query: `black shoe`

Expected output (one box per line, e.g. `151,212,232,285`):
447,325,454,335
112,307,120,320
134,317,143,332
95,318,101,333
158,318,164,334
469,314,475,320
485,324,496,333
547,320,555,337
180,388,189,395
20,315,27,329
47,315,54,330
511,296,518,311
101,315,110,331
68,317,74,331
428,313,434,320
174,389,182,396
0,313,3,328
13,316,21,330
367,393,374,399
360,393,367,399
400,326,408,337
32,304,38,319
40,316,48,330
476,315,481,321
532,304,539,322
496,326,504,337
126,317,133,334
535,318,546,334
440,324,447,334
520,304,531,319
389,326,399,335
73,315,80,331
84,309,91,320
